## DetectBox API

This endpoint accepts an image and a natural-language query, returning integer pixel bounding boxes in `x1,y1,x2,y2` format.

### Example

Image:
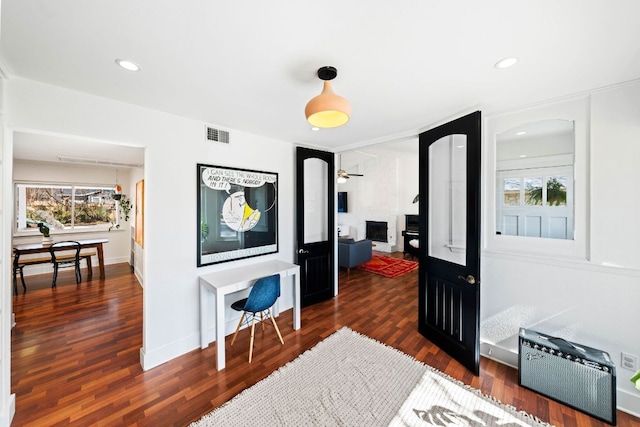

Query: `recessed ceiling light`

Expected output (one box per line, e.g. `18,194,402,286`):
519,154,528,158
516,131,526,136
115,58,141,72
311,127,320,132
494,57,518,69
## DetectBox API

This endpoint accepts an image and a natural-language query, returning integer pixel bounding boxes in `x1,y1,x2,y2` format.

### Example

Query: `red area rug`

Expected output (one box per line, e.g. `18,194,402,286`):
356,254,418,278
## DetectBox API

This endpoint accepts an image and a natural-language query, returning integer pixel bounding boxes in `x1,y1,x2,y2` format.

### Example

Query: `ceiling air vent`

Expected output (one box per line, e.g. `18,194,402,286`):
205,125,230,144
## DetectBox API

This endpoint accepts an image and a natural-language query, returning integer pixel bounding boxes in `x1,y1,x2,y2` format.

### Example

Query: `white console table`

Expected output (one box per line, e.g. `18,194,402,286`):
199,259,301,370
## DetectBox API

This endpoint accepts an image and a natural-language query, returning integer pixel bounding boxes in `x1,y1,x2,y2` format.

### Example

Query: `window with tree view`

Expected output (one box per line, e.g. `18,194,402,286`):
496,167,573,239
15,183,118,232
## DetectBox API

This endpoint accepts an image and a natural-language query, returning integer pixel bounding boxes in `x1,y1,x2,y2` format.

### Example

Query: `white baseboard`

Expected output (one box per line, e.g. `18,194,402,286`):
480,341,518,369
617,388,640,419
0,393,16,427
134,266,143,287
140,333,200,371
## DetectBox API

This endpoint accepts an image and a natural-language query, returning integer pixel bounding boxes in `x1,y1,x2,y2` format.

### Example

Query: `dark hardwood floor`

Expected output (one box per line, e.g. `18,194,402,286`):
11,255,640,426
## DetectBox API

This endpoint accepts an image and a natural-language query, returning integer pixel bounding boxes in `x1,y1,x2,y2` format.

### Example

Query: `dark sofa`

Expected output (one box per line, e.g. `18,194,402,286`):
338,238,373,273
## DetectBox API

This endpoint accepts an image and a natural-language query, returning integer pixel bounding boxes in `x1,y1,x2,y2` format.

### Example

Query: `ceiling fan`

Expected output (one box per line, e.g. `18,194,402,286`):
337,169,363,180
337,154,364,183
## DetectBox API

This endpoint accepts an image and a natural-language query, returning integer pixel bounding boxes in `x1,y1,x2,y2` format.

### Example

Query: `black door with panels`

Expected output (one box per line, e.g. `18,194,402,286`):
418,111,482,375
295,146,335,307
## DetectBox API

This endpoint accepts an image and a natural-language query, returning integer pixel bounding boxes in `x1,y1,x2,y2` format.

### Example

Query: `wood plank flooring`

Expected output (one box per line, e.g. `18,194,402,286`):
11,255,640,426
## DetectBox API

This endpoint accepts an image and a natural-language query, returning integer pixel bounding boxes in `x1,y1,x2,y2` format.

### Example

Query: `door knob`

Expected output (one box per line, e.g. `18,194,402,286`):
298,249,309,254
458,274,476,285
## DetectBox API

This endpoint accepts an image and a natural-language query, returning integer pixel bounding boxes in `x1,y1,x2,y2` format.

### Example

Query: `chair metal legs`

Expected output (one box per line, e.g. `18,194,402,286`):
51,265,58,288
230,309,284,363
75,264,82,284
13,265,27,295
51,262,82,288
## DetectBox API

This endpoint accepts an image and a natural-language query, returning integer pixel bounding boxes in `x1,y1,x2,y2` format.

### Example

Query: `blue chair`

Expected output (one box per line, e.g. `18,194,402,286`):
230,274,284,362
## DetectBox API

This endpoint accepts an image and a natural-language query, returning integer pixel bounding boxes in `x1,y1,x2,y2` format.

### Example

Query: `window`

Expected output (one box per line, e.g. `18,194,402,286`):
503,178,520,207
524,177,543,206
15,183,118,233
496,166,573,239
487,103,588,260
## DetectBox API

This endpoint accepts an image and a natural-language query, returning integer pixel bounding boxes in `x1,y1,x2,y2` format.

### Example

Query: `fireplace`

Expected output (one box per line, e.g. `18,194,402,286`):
366,221,388,242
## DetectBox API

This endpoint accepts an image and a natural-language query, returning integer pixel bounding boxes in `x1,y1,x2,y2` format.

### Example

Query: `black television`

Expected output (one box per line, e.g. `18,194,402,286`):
337,192,348,212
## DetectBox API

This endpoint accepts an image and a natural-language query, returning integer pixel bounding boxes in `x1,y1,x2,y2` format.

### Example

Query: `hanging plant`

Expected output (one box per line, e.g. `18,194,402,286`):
118,195,132,222
109,195,132,231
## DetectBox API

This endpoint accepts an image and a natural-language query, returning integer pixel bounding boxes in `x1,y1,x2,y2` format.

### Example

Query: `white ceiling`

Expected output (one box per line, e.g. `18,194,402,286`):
2,0,640,165
12,132,145,168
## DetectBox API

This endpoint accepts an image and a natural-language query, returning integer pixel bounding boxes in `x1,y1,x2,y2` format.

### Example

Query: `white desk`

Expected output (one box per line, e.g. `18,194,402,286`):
199,259,301,370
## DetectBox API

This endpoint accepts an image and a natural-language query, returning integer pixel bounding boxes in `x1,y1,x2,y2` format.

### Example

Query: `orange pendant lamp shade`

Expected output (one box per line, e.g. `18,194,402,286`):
305,66,351,128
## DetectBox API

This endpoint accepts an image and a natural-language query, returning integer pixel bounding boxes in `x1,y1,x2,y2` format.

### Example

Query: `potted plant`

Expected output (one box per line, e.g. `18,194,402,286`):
38,222,53,245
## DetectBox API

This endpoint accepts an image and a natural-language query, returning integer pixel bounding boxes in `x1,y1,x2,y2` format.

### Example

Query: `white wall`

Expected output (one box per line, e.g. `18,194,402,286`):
4,77,297,375
0,76,16,427
12,160,137,272
397,145,419,252
337,139,419,253
481,82,640,416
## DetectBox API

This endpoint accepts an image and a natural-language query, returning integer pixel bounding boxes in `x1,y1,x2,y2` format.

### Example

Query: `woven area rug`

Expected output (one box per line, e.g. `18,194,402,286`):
356,254,419,278
190,327,551,427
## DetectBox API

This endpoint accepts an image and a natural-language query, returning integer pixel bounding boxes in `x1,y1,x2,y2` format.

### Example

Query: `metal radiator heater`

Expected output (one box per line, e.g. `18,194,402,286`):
518,328,616,425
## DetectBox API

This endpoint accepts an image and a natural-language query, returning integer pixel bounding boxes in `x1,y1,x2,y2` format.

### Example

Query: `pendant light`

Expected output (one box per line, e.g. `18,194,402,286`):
113,170,122,200
305,66,351,128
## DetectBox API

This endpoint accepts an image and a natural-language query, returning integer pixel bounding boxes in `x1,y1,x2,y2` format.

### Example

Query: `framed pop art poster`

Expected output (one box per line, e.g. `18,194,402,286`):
197,163,278,266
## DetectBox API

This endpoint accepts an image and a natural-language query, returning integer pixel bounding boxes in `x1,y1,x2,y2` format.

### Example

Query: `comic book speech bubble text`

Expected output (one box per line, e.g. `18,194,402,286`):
202,168,276,193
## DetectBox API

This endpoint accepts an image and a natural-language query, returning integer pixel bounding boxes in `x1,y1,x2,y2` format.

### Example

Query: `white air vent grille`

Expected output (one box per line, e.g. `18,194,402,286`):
205,125,230,144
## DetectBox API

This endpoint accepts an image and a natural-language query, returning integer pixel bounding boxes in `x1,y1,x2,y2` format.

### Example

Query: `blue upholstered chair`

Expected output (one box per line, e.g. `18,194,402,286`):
338,238,373,274
230,274,284,362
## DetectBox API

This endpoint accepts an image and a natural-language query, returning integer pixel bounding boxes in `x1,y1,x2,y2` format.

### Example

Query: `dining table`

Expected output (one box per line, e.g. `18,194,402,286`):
13,238,108,294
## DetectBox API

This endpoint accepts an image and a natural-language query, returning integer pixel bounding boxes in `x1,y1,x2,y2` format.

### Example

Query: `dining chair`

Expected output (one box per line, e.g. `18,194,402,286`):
49,241,82,288
230,274,284,362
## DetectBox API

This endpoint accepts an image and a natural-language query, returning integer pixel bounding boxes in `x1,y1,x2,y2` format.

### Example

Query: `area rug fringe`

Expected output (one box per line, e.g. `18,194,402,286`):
190,327,554,427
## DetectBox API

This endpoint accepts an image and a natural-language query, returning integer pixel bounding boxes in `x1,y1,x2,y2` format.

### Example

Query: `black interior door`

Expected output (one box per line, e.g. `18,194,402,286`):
418,111,481,375
296,147,335,307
